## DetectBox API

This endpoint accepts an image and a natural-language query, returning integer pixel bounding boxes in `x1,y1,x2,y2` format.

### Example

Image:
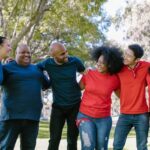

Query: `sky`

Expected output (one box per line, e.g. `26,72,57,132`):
102,0,128,44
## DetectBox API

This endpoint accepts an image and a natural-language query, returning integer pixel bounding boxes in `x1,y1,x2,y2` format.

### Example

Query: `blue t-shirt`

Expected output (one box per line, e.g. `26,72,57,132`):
0,62,3,84
37,56,85,106
0,61,50,121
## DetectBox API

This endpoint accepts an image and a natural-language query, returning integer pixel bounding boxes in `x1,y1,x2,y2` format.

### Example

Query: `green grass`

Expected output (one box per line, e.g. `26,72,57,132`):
38,121,145,149
38,121,67,139
38,121,137,139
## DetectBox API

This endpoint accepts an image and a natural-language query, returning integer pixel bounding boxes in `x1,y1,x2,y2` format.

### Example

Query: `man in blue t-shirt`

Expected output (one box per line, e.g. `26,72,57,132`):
37,42,85,150
0,44,50,149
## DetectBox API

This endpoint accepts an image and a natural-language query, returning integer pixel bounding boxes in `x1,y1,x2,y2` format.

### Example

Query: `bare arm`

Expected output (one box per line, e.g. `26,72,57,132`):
114,89,120,98
79,79,85,90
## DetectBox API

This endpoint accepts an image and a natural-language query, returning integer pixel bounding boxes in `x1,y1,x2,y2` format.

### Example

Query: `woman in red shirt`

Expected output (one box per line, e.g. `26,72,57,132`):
77,46,123,150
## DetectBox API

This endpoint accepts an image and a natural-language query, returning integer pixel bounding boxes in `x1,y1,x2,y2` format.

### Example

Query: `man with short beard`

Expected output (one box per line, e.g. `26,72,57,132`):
37,42,85,150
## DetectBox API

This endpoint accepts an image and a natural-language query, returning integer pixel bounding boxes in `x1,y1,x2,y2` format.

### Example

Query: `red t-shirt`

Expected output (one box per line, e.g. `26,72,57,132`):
146,73,150,109
118,61,150,114
79,69,120,118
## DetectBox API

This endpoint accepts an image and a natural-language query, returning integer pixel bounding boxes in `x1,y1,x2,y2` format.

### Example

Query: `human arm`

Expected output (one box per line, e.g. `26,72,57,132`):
146,67,150,111
41,71,51,91
79,79,85,90
36,59,48,71
75,57,86,74
114,89,120,98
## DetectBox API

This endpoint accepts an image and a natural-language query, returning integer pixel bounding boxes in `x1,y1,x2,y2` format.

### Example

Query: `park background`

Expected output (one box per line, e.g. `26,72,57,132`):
0,0,150,149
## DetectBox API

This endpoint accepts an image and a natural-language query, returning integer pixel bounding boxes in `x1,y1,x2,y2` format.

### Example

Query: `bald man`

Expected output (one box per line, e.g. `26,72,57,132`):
0,44,50,149
37,42,85,150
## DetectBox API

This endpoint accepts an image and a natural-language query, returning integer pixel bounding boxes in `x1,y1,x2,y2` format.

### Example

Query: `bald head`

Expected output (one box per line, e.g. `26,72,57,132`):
50,42,66,57
16,44,31,66
49,42,68,64
16,44,30,53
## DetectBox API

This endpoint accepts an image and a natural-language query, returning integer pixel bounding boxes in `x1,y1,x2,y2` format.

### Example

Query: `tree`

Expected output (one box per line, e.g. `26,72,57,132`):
108,0,150,59
0,0,106,60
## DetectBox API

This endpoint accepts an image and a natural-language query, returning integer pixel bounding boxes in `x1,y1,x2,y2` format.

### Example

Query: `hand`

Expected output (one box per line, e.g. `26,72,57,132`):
5,57,14,63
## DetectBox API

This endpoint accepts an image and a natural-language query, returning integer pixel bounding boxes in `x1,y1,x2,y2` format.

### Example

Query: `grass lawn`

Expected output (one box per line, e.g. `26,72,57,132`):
38,121,67,139
38,121,137,139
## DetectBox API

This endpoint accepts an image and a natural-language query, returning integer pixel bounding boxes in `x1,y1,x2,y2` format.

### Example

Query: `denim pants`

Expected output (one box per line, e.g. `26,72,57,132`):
48,102,80,150
77,112,112,150
0,119,39,150
113,113,149,150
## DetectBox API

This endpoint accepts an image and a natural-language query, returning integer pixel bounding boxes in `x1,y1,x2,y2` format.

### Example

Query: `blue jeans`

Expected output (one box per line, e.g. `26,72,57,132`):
113,113,149,150
0,119,39,150
77,112,112,150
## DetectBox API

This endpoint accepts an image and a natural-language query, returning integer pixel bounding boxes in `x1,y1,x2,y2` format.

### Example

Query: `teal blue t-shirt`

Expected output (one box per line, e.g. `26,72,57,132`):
37,56,85,106
0,61,50,121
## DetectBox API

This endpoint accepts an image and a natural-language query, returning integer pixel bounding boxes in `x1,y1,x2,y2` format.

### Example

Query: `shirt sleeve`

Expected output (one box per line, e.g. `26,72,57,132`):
114,75,120,90
0,62,3,84
41,72,51,90
36,59,47,71
75,57,85,73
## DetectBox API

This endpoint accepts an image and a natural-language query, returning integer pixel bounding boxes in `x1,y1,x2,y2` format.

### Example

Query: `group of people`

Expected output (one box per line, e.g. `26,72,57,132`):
0,36,149,150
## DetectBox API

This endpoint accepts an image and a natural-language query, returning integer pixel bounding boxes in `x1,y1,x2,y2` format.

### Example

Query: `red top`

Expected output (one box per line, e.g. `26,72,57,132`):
146,73,150,110
79,69,120,118
118,61,150,114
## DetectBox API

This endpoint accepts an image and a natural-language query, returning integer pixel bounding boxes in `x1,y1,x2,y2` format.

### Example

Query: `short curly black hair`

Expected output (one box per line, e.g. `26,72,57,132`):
91,46,124,74
128,44,144,59
0,36,6,46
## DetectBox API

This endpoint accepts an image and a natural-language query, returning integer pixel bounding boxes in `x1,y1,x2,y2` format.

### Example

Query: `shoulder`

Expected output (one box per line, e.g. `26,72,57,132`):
68,56,83,63
139,60,150,66
83,68,96,76
41,57,52,64
2,61,16,69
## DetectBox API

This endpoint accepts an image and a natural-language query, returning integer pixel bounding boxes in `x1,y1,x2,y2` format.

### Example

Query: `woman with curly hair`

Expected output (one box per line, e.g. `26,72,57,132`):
77,46,123,150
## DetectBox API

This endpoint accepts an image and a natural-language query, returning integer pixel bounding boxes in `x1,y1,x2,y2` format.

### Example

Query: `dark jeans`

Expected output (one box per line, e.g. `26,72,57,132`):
0,119,39,150
48,102,80,150
113,113,149,150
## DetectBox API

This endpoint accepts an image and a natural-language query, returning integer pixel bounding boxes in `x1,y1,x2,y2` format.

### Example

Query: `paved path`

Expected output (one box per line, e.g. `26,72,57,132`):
14,137,150,150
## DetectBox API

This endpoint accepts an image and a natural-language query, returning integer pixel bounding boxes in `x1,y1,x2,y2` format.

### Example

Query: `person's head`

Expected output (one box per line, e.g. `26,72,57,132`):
92,46,124,74
16,44,31,66
49,42,68,64
0,36,11,59
123,44,144,66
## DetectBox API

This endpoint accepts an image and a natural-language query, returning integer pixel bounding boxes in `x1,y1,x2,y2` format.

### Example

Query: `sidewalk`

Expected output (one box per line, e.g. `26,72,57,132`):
14,137,150,150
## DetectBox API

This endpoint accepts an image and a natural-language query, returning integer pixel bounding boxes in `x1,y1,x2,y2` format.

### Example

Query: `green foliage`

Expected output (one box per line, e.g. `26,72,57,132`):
0,0,107,60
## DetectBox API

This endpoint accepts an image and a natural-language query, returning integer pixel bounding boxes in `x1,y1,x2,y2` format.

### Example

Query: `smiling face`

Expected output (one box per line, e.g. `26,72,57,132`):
0,38,11,59
96,55,108,73
123,48,138,67
50,43,68,64
16,44,31,66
